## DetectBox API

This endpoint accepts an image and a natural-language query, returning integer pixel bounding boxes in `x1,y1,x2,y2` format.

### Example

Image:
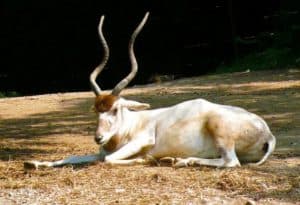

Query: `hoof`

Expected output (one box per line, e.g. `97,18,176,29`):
159,157,176,165
173,158,193,168
24,161,38,170
174,161,188,168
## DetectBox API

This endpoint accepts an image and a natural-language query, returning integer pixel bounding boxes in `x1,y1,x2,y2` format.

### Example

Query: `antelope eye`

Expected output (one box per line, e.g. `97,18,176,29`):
112,108,118,115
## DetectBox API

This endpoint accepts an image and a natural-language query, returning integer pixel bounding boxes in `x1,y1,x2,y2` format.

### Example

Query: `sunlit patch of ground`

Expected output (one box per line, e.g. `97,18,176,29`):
0,69,299,204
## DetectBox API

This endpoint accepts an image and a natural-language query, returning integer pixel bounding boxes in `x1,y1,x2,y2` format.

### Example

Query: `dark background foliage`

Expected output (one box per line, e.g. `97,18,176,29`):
1,0,299,95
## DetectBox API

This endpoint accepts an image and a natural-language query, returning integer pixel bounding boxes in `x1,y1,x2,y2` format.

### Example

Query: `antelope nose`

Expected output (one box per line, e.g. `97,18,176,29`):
94,135,103,144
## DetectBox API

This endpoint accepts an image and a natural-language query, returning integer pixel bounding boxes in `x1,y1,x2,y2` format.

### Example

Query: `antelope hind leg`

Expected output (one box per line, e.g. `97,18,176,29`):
174,157,227,168
174,148,241,168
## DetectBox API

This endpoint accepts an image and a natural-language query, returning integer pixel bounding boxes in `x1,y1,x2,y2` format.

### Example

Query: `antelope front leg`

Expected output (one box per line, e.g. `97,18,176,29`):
24,153,102,169
105,135,155,165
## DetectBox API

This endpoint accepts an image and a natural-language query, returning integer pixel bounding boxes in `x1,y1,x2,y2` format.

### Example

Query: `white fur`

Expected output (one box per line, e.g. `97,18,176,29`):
24,97,276,169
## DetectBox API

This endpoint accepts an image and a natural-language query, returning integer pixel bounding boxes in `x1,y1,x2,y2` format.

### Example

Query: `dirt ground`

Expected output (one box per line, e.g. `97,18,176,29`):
0,69,299,204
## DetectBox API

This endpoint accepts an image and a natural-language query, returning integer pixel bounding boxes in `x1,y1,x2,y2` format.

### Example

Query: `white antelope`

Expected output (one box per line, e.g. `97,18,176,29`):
24,12,275,169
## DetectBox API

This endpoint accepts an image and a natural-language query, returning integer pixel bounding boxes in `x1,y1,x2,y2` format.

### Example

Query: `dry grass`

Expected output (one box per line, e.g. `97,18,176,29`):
0,69,300,204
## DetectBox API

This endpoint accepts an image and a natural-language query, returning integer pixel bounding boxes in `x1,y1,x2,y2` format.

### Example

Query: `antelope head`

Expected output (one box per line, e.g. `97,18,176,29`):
90,12,150,145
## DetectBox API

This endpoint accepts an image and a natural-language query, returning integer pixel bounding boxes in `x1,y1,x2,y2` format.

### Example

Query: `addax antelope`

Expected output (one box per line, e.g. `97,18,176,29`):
24,12,276,169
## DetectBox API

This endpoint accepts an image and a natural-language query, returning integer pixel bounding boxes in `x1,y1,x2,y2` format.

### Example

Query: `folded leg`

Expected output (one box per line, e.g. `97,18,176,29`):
105,134,155,165
174,147,241,168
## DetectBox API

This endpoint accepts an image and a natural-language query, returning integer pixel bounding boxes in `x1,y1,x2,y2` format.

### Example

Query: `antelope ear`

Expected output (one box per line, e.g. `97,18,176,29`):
120,99,150,111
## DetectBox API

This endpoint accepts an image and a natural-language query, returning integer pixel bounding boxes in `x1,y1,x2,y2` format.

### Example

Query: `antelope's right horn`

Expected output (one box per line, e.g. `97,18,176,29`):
89,15,109,96
111,12,150,96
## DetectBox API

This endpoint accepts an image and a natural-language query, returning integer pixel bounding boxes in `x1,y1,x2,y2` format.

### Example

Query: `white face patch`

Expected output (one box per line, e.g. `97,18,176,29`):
95,106,121,145
94,98,149,145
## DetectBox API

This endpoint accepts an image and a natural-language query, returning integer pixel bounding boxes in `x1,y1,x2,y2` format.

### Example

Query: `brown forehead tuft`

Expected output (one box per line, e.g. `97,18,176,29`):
95,94,118,113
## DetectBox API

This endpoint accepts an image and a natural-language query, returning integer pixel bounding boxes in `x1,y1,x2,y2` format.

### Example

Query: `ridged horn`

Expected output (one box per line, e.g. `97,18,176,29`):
89,15,109,96
111,12,150,96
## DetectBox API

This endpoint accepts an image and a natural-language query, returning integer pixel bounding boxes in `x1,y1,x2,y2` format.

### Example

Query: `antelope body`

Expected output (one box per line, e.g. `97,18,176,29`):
24,12,275,169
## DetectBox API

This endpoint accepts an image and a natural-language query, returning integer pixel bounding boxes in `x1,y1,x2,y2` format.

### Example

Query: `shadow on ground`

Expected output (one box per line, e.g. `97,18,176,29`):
0,97,96,160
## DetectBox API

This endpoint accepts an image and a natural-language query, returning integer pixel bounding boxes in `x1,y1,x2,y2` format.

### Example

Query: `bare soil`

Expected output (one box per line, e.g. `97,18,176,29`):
0,69,300,204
